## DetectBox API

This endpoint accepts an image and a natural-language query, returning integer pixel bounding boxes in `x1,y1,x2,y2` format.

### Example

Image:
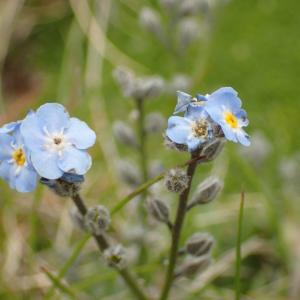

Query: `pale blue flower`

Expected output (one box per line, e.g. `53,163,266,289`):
166,105,213,152
0,124,37,192
204,87,250,146
21,103,96,179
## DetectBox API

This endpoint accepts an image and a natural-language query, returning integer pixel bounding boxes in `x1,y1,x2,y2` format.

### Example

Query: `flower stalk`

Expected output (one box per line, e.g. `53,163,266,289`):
159,153,199,300
70,193,148,300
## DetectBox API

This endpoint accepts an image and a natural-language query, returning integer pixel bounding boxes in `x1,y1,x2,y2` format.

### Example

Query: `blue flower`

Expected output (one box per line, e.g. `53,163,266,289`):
0,124,37,192
174,91,209,114
166,105,214,152
204,87,250,146
21,103,96,179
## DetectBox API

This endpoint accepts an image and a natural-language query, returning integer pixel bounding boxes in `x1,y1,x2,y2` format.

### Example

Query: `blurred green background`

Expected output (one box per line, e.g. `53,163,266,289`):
0,0,299,299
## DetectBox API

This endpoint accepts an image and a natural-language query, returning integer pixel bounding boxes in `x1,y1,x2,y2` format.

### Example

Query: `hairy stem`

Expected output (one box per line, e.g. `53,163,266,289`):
70,193,148,300
159,155,198,300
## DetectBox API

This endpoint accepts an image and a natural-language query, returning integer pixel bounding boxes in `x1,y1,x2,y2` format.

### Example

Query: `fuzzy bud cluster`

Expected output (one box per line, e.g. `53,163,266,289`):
164,168,190,194
84,205,111,235
103,244,127,269
113,67,164,100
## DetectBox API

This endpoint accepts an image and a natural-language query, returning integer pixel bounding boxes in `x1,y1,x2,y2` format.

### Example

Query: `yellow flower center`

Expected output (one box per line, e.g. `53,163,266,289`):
224,112,238,128
192,120,208,137
12,148,26,166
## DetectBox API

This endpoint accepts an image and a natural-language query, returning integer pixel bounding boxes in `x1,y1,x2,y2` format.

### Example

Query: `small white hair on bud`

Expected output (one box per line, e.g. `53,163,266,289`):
103,244,127,269
147,198,170,224
84,205,111,235
185,232,214,257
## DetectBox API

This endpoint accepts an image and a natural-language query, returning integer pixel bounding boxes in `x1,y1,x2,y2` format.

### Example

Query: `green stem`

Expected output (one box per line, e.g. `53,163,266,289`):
111,155,206,216
70,193,148,300
235,191,245,300
159,155,198,300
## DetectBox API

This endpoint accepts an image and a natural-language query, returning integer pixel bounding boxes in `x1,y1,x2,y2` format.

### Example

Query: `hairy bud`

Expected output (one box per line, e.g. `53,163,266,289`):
147,198,170,224
84,205,111,235
185,232,214,257
113,121,137,148
139,7,162,35
145,112,165,134
178,18,199,51
40,173,84,197
117,160,141,186
104,244,127,269
188,176,223,209
201,138,225,161
175,255,211,278
165,168,189,193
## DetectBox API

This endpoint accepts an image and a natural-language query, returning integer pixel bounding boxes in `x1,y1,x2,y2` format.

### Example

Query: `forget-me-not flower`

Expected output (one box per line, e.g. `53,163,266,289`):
174,91,209,114
166,104,214,152
21,103,96,179
204,87,250,146
0,122,37,192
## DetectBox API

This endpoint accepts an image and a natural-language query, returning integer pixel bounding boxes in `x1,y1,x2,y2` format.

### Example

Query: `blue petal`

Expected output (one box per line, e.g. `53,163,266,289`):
186,137,201,152
195,94,208,102
236,130,251,146
222,125,238,143
65,118,96,149
185,105,208,121
236,109,249,127
0,121,21,134
209,87,242,111
15,166,37,192
36,103,70,133
58,147,92,175
166,116,192,144
21,113,46,151
31,150,63,179
0,160,12,181
0,134,13,160
174,91,193,114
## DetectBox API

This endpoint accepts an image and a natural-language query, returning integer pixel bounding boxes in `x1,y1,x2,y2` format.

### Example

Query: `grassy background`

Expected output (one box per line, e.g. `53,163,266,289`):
0,0,299,299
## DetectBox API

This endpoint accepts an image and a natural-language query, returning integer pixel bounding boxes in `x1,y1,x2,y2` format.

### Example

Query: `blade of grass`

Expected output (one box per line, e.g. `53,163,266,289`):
44,235,90,299
235,191,245,300
41,266,79,300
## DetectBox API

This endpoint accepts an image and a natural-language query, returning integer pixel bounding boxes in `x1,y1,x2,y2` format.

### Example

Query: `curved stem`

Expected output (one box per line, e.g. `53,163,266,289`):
159,155,198,300
70,193,148,300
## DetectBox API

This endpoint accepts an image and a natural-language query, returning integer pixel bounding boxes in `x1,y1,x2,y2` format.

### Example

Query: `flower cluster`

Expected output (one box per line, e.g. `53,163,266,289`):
166,87,250,152
0,103,96,193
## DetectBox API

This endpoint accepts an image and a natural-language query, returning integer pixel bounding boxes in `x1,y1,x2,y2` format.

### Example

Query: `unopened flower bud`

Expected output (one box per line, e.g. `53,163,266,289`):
179,0,206,17
168,74,192,93
188,176,223,209
178,18,199,50
139,7,162,35
117,160,141,186
69,207,86,231
113,67,135,98
104,244,127,269
185,233,214,257
147,198,170,223
160,0,177,11
113,121,137,148
201,138,225,161
175,255,211,278
145,112,165,134
40,173,84,197
133,77,165,100
165,168,189,193
84,205,111,235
